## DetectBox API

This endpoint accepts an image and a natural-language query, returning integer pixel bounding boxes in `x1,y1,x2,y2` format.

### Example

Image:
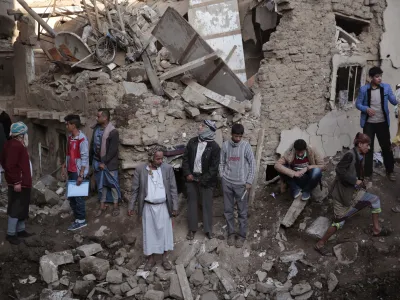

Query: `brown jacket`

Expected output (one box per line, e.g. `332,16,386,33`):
274,143,325,177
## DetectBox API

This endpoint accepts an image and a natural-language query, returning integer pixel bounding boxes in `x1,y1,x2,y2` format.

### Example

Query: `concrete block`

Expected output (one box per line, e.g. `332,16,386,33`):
127,286,142,296
142,125,159,145
184,106,200,117
120,129,142,146
122,81,148,96
279,249,305,263
169,274,183,299
80,256,110,280
144,290,164,300
256,281,275,294
306,216,331,239
83,274,96,281
198,253,216,268
106,269,123,283
73,280,95,297
190,269,204,286
167,108,186,119
76,243,103,257
251,93,261,118
127,66,148,81
290,283,311,296
333,242,358,264
201,291,219,300
182,86,208,107
306,123,318,136
39,250,74,284
121,282,132,293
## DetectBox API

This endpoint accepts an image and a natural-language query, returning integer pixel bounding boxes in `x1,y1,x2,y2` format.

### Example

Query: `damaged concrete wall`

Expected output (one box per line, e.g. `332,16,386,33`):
257,0,387,176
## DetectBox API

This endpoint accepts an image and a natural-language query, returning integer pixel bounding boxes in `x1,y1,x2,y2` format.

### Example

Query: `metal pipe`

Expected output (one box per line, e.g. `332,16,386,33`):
16,0,57,37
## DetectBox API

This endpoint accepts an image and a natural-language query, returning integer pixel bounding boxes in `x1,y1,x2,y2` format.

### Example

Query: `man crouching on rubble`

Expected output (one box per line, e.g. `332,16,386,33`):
128,145,178,271
275,139,325,201
3,122,34,245
315,133,390,256
62,114,89,231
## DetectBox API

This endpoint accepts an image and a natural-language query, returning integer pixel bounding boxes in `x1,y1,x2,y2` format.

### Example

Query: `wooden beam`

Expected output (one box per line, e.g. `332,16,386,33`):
160,52,219,81
249,128,265,207
280,196,308,228
176,264,193,300
334,12,370,25
181,78,244,113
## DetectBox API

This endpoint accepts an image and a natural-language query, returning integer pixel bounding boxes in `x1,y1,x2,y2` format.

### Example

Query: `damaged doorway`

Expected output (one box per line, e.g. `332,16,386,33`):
242,3,280,80
335,65,363,109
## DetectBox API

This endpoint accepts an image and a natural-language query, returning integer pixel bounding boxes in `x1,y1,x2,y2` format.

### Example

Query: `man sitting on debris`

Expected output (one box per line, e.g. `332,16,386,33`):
315,133,390,256
62,114,89,231
2,122,33,245
128,145,178,271
182,120,220,240
219,123,255,248
90,108,121,217
275,139,325,201
356,66,398,181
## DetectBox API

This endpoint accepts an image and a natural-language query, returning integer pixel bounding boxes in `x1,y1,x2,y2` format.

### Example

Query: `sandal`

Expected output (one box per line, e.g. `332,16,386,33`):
392,205,400,213
186,231,195,240
95,208,106,218
372,227,391,237
314,244,332,256
144,259,156,271
162,260,172,271
112,208,120,217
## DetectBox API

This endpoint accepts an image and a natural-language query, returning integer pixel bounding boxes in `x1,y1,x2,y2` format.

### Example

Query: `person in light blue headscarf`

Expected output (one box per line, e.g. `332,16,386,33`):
182,120,221,240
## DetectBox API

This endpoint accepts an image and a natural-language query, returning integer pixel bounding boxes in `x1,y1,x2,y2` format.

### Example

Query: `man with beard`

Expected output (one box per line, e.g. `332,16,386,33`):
128,145,178,271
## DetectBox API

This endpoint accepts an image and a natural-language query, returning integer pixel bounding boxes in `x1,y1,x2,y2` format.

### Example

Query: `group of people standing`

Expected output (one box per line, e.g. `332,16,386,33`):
3,66,399,265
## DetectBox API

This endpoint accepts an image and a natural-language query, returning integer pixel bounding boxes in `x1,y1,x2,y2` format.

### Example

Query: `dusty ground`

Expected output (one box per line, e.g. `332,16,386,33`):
0,156,400,299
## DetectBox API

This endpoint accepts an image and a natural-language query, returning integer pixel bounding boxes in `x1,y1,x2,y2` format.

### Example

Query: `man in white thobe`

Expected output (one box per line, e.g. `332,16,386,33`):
128,145,178,271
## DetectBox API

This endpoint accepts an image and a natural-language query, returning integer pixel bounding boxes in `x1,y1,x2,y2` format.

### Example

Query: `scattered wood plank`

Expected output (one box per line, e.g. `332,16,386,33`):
281,196,308,228
249,128,265,207
159,52,220,81
181,78,244,113
176,264,193,300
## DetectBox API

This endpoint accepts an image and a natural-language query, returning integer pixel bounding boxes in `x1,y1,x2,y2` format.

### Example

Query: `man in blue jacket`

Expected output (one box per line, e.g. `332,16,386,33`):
356,67,398,181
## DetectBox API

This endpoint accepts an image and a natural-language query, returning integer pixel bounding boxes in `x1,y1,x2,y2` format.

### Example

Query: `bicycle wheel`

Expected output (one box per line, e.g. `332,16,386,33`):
95,36,116,65
109,28,130,48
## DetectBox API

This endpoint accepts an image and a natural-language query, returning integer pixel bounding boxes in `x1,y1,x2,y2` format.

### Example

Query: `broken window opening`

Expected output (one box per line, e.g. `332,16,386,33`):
243,8,281,80
335,65,363,110
335,14,368,36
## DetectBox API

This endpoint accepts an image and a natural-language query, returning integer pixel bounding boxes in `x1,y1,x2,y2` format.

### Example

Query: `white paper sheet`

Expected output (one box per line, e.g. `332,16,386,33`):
67,180,89,197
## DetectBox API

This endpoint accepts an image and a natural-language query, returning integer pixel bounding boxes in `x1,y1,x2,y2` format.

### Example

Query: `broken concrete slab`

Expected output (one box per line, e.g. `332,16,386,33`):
309,135,325,157
262,260,274,272
205,238,219,253
80,256,110,280
281,197,308,228
106,269,123,283
120,129,142,146
176,264,194,300
181,86,208,108
190,269,204,286
213,268,236,293
76,243,103,257
256,270,267,282
280,249,305,263
317,111,338,137
294,290,313,300
39,250,74,283
40,289,72,300
127,66,148,82
322,134,342,157
169,274,183,299
306,123,318,136
122,81,148,96
251,92,261,118
306,216,331,239
256,281,275,294
201,291,219,300
175,241,201,267
333,242,359,264
198,252,216,268
167,108,186,119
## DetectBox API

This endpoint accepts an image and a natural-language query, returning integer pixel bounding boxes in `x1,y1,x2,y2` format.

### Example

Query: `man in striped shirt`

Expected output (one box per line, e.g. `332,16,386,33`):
219,124,255,248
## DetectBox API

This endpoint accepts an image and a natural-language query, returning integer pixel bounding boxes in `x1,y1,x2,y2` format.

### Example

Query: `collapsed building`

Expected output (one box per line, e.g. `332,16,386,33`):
0,0,400,198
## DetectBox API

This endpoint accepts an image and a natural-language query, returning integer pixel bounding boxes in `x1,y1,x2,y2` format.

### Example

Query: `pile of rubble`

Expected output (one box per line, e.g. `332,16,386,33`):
36,230,342,300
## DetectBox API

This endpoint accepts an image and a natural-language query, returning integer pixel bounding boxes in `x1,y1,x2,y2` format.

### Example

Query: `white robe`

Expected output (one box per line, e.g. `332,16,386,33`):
142,166,174,255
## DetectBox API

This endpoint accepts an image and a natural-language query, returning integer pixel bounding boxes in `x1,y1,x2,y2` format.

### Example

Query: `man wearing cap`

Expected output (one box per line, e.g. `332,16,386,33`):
182,120,221,240
128,145,178,271
2,122,33,245
356,66,398,181
62,114,90,231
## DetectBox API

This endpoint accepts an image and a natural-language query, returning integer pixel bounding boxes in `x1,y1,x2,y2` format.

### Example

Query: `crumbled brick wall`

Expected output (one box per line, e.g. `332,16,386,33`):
257,0,386,174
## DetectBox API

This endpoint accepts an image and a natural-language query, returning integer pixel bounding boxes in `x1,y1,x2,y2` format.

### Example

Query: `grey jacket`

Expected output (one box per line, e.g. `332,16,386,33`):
129,163,178,217
331,148,363,207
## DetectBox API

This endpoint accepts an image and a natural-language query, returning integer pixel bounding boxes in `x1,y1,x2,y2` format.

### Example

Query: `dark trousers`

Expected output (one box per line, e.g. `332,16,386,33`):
222,179,248,238
363,122,394,177
281,168,322,198
186,182,213,234
68,172,86,220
